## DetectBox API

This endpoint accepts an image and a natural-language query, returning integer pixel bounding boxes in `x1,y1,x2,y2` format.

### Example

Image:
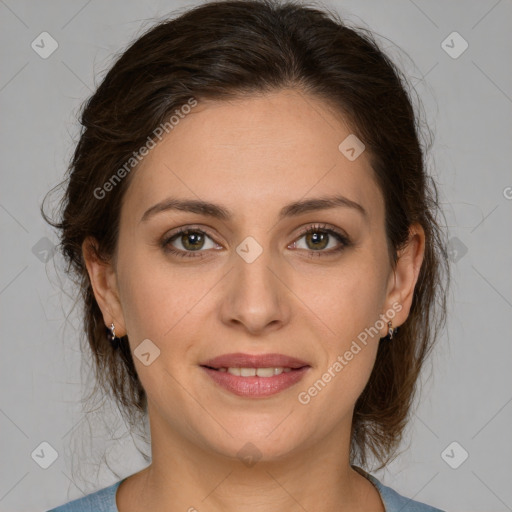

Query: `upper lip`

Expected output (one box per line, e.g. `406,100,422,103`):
201,353,310,369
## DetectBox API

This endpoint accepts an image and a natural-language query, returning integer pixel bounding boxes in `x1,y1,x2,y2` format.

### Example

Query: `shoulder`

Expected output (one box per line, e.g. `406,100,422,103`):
353,465,445,512
373,477,445,512
46,479,125,512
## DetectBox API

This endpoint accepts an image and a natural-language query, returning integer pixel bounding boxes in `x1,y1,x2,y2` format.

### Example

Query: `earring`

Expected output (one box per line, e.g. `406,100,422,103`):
387,321,398,340
108,322,121,349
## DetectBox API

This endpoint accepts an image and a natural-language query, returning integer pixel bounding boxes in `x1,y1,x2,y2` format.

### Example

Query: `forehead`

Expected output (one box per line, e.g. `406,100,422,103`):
122,89,384,226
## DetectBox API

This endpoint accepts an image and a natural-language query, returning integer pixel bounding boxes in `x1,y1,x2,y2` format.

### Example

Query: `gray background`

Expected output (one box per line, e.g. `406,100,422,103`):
1,0,511,511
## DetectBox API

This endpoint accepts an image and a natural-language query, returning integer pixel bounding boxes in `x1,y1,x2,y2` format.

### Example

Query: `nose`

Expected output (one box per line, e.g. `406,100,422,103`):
218,239,292,336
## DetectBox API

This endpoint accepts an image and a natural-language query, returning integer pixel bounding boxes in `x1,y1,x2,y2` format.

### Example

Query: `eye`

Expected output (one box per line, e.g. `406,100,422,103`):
162,227,219,258
291,223,351,256
161,223,351,259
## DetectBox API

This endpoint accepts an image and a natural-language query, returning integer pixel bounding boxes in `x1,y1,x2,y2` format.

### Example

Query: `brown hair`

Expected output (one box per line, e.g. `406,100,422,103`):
42,0,450,471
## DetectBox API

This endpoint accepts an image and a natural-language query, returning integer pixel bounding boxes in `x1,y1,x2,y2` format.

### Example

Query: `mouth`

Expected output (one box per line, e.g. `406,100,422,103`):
200,353,311,398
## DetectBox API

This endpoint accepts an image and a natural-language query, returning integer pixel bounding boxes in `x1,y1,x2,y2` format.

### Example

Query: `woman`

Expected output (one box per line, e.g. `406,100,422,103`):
43,0,450,510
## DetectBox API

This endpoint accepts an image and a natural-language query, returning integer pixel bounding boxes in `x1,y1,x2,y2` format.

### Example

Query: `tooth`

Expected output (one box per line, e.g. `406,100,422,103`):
223,367,291,377
255,367,275,377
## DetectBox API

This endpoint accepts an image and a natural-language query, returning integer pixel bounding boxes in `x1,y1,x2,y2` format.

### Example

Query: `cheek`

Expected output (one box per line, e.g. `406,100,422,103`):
116,242,206,341
298,286,382,423
118,268,172,341
116,256,203,408
308,261,386,344
298,258,386,394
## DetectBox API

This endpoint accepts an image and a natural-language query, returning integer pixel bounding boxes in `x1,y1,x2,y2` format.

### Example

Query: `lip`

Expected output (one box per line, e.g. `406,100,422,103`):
200,352,311,398
201,352,310,369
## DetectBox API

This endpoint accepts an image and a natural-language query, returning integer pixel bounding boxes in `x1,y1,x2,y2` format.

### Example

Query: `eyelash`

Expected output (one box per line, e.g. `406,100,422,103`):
161,223,351,259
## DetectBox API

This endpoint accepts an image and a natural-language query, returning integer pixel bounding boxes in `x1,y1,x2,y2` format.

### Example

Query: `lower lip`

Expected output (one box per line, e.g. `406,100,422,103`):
201,366,310,398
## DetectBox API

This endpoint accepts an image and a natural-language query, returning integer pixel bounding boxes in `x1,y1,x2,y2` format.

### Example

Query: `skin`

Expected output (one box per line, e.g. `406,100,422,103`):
83,89,425,512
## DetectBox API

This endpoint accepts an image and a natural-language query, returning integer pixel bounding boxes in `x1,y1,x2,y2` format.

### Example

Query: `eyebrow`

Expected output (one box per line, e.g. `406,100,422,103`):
140,194,368,223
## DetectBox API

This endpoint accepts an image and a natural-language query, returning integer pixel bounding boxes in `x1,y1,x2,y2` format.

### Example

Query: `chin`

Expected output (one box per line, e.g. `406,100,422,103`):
199,421,305,463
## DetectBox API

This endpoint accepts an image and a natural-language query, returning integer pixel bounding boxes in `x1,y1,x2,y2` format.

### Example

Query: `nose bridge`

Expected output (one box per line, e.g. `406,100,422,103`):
233,233,278,298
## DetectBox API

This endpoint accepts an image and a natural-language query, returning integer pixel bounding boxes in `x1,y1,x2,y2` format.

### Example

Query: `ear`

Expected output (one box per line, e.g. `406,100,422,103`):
382,223,426,333
82,236,127,337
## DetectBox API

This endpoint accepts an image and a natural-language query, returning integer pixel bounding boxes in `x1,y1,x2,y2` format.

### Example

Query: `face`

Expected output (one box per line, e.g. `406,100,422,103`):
85,89,424,463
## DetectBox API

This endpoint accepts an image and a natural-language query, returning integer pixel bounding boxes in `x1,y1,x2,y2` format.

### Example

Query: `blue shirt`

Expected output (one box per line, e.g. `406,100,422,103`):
47,466,444,511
